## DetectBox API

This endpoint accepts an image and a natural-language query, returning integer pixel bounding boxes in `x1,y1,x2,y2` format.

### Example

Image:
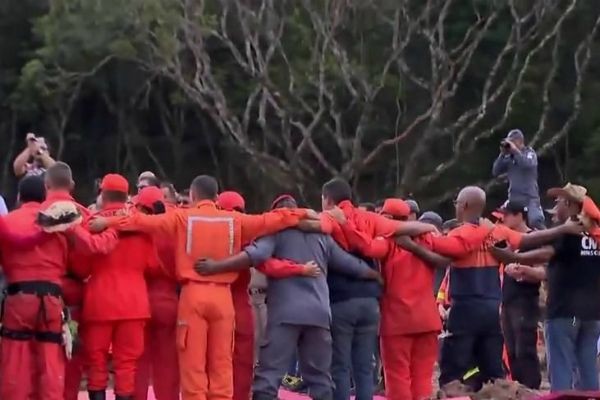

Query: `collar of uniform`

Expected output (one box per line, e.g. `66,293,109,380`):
47,190,75,202
337,200,354,212
195,199,218,209
20,202,41,209
102,202,126,211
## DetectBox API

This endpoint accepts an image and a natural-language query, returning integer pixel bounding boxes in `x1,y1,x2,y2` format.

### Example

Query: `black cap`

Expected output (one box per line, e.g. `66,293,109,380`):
419,211,443,229
503,200,528,215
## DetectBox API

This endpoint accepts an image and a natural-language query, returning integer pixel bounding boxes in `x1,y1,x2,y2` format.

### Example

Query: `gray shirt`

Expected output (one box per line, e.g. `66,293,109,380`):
492,146,539,202
244,229,373,329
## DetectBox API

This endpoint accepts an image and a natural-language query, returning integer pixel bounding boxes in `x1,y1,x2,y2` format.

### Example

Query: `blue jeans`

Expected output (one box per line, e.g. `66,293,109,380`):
545,318,600,392
331,297,380,400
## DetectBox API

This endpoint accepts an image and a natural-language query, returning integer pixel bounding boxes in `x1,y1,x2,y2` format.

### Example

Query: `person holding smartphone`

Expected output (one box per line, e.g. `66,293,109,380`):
13,132,56,177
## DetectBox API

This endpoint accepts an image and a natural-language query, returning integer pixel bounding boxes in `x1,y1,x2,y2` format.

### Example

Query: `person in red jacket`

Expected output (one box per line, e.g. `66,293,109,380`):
76,174,161,400
0,175,119,400
134,186,180,400
42,161,92,400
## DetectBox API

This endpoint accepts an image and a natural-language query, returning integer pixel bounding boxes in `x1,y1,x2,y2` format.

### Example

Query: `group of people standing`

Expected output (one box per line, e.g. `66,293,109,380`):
0,128,600,400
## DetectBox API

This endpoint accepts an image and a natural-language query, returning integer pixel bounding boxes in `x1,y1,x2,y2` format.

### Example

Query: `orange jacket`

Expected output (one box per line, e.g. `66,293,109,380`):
78,203,160,321
107,200,308,285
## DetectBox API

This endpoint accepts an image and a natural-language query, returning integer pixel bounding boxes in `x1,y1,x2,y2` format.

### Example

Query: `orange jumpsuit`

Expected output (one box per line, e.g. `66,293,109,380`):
43,189,91,400
75,203,160,397
135,221,180,400
106,200,308,400
0,202,118,400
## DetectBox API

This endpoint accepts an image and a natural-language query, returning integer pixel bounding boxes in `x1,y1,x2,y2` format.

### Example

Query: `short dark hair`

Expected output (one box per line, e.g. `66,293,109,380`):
101,190,128,204
138,176,161,189
191,175,218,201
19,175,46,203
359,202,376,212
322,178,352,204
45,162,73,189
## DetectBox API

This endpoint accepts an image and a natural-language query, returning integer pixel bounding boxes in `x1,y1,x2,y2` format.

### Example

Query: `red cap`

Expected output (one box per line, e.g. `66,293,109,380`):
217,191,246,212
135,186,165,210
271,194,295,210
100,174,129,194
380,198,410,218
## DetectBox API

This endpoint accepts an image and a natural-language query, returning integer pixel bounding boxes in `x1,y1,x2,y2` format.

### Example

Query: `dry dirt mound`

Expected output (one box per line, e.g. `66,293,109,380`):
433,379,541,400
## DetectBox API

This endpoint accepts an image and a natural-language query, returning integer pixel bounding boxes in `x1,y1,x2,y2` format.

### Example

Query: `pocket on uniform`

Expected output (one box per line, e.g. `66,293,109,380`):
176,323,188,352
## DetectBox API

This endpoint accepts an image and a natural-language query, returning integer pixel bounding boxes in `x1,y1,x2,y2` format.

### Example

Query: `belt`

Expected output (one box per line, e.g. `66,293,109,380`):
6,281,62,298
249,288,266,295
0,327,63,344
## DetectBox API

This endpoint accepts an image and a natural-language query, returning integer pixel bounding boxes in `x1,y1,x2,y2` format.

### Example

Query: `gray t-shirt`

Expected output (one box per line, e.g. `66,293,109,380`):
244,229,372,329
492,147,539,202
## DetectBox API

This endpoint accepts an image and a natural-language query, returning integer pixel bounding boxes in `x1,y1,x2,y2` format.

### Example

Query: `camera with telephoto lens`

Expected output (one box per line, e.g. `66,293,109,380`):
501,140,511,150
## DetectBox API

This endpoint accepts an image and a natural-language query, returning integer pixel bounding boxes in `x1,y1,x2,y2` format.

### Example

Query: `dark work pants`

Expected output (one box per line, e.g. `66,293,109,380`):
253,322,333,400
501,298,541,389
439,300,504,389
331,297,380,400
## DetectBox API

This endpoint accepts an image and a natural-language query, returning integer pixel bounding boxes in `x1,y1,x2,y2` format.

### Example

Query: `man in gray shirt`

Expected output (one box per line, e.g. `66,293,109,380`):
492,129,544,228
195,204,380,400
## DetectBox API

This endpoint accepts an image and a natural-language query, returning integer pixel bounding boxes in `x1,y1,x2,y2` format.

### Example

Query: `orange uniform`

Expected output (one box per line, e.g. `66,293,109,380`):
0,202,118,400
77,200,161,398
135,200,180,400
43,189,92,400
106,200,308,400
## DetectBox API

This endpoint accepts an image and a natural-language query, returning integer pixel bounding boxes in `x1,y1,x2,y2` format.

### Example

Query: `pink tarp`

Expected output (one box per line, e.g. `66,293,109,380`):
78,388,387,400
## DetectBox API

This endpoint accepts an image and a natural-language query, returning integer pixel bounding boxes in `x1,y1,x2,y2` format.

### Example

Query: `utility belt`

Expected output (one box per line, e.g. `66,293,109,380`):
0,281,66,346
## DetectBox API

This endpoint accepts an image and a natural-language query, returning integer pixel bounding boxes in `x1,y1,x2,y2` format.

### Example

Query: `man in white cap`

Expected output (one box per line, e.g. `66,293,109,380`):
492,129,544,229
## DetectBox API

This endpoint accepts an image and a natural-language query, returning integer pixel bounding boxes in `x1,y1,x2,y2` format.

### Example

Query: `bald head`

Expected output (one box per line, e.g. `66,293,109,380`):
45,161,74,191
455,186,486,221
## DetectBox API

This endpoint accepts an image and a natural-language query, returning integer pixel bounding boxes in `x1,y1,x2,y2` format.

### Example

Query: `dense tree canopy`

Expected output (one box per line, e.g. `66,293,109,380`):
2,0,600,214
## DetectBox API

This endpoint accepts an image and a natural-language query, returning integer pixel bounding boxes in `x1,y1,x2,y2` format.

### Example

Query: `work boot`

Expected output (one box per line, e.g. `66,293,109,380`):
88,390,106,400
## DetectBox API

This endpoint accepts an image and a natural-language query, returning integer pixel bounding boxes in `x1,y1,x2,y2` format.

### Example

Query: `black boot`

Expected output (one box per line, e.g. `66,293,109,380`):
88,390,106,400
115,395,133,400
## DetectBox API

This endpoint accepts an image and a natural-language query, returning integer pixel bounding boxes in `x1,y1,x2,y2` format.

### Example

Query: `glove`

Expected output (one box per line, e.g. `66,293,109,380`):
37,201,82,233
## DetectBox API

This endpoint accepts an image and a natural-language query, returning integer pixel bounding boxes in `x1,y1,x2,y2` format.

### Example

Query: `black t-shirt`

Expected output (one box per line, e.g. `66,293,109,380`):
546,234,600,320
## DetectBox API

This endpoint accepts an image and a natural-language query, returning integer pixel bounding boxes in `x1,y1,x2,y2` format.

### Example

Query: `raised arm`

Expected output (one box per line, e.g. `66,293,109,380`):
492,155,511,177
513,149,537,169
66,225,119,256
430,224,494,259
518,221,582,250
340,219,390,259
240,208,310,243
195,235,277,276
396,236,451,269
95,211,180,237
257,258,313,279
13,147,32,177
372,213,436,237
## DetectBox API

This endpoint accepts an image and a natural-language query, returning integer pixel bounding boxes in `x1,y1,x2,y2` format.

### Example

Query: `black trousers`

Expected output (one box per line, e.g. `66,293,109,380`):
501,298,541,389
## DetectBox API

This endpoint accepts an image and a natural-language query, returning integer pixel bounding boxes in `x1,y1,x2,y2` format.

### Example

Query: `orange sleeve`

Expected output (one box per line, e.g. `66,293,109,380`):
319,214,334,234
430,225,492,259
372,213,402,237
68,225,119,256
257,258,306,278
109,211,180,237
240,208,308,244
491,224,523,249
340,220,390,259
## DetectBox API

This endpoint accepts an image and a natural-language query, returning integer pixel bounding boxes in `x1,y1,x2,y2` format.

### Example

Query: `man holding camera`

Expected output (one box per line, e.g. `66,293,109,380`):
492,129,545,229
13,133,56,178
